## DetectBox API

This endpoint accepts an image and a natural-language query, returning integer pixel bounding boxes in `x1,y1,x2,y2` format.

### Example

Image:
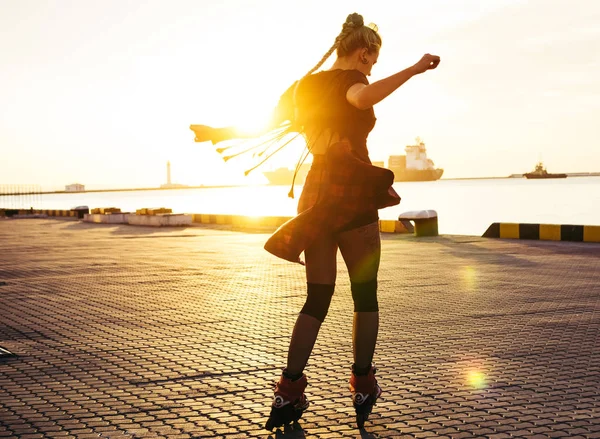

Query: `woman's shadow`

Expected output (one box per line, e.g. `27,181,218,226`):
265,422,378,439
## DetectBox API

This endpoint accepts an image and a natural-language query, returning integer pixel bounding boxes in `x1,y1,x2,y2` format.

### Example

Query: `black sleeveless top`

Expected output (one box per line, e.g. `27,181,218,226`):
277,69,376,163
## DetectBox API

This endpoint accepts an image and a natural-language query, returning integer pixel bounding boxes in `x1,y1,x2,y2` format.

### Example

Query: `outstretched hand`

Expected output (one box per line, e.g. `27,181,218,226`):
412,54,441,74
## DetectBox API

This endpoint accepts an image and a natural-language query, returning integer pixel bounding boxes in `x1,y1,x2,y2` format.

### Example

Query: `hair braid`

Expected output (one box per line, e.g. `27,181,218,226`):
303,16,362,78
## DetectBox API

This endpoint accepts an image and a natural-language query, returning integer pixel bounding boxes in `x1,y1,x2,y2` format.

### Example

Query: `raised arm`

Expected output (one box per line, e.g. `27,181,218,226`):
346,53,440,110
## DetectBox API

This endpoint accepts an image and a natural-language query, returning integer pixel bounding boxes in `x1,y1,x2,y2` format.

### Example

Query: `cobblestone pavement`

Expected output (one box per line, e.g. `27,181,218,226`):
1,219,600,439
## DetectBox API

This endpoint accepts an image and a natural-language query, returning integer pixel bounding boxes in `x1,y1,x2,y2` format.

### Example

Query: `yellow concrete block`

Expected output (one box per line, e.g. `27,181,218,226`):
272,217,290,228
144,208,171,215
584,225,600,243
245,216,262,227
258,217,267,226
259,216,273,227
540,224,561,241
499,223,519,239
395,220,412,233
264,217,274,227
157,208,172,214
96,207,121,214
200,214,211,224
216,215,227,225
231,216,245,227
379,220,396,233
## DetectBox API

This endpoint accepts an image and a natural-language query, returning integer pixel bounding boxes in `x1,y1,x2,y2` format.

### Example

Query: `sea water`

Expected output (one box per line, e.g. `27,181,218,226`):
2,177,599,236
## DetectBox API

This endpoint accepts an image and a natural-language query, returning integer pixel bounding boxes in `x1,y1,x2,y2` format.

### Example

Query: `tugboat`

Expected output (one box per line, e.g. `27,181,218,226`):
524,162,567,179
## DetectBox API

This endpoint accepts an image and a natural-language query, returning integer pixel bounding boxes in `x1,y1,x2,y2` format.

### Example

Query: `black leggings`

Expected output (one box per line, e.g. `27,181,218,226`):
300,278,378,322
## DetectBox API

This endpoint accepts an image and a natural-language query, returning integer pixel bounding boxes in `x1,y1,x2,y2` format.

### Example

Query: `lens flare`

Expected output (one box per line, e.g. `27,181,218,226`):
350,250,380,282
466,370,487,389
462,266,477,292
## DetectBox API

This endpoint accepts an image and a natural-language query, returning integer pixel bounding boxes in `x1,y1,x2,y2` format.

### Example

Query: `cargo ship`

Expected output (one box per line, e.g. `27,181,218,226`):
387,138,443,182
524,162,567,179
262,138,443,184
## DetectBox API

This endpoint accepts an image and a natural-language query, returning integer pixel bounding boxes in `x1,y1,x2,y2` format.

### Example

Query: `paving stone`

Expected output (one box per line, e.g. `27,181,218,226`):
0,219,599,438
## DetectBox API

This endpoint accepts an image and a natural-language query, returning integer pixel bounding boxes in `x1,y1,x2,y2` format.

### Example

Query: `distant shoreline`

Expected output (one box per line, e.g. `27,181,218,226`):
445,172,600,181
0,184,248,196
1,173,599,196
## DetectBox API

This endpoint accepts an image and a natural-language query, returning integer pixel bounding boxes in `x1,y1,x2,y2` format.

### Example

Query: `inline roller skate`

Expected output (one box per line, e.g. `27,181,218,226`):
349,364,382,428
265,370,309,431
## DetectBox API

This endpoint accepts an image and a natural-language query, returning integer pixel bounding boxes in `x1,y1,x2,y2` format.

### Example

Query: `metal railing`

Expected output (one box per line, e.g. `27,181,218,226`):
0,185,43,209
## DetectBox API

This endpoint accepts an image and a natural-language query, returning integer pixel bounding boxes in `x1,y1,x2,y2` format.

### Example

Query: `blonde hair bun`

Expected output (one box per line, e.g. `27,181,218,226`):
345,13,364,28
301,12,380,77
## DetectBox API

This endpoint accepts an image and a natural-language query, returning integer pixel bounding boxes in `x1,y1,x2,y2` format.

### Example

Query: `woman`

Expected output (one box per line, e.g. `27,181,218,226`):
191,13,440,430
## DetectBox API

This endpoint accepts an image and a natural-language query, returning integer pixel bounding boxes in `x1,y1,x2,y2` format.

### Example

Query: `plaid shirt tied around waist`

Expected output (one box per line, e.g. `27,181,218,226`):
264,141,401,263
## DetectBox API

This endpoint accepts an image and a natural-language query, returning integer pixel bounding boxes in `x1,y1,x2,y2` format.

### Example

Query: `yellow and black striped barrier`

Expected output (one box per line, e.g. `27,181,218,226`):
0,209,79,218
191,214,292,229
2,207,416,234
37,209,76,217
190,214,412,233
483,223,600,243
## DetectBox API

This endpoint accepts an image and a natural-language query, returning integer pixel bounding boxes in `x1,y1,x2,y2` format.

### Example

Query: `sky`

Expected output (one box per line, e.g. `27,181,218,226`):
1,0,599,190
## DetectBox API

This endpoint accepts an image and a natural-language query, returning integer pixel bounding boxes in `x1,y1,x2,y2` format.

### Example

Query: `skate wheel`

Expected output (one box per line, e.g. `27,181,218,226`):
265,418,274,431
283,422,293,432
357,413,368,429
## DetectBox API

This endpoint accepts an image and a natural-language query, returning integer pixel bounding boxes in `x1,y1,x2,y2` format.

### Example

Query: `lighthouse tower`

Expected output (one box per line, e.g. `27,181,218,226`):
161,160,187,188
